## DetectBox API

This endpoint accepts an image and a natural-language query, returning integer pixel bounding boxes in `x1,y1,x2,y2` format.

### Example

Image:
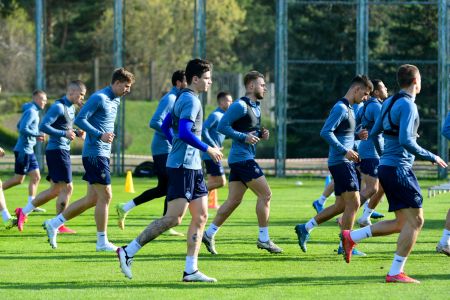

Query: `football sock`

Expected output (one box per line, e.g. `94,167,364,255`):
258,227,269,242
388,254,407,276
361,204,374,220
185,255,198,274
22,202,36,216
28,196,34,204
317,195,327,205
440,229,450,246
123,201,136,213
50,214,66,229
305,218,318,233
1,209,11,222
349,226,372,243
125,239,142,257
205,223,220,238
97,232,107,245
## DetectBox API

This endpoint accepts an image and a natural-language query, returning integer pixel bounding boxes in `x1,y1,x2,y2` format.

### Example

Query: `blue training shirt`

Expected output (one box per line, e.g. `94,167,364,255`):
166,90,203,170
201,107,226,161
320,98,356,166
356,97,383,159
442,112,450,140
218,98,261,164
74,86,120,158
149,87,178,156
14,101,42,154
39,96,75,151
370,91,436,168
353,102,364,151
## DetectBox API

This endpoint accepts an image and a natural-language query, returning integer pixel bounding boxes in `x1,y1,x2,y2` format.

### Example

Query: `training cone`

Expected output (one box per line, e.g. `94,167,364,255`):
208,189,219,209
125,170,135,193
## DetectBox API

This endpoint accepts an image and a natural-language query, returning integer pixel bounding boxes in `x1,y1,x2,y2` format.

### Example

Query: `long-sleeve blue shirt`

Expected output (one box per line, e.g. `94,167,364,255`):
39,96,75,151
201,107,226,161
74,86,120,158
149,87,178,156
320,98,356,166
218,98,260,164
353,102,364,151
356,97,383,159
14,101,42,154
442,112,450,140
370,91,436,168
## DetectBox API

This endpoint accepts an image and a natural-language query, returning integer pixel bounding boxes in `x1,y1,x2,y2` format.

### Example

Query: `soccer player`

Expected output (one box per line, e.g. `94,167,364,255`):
202,91,233,209
436,112,450,256
356,79,389,227
0,146,17,229
341,65,447,283
2,90,47,213
202,71,283,255
43,68,135,251
116,70,186,237
116,59,222,282
294,75,373,254
15,80,86,233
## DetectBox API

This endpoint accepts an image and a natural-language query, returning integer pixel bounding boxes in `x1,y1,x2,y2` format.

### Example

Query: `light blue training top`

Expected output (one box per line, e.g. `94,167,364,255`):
14,101,42,154
149,87,178,156
218,98,261,164
370,91,436,168
201,107,226,161
166,90,203,170
356,97,383,159
74,86,120,158
39,96,75,151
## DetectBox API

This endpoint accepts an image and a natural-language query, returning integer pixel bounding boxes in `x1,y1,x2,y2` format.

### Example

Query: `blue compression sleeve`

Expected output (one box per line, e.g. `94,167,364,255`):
179,119,208,152
161,113,174,144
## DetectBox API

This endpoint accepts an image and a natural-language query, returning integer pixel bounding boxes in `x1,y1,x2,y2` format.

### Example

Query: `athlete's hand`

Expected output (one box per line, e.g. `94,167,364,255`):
261,127,269,140
245,131,260,145
206,146,223,164
37,134,45,142
433,156,448,168
0,147,4,157
65,129,76,141
101,132,115,144
358,128,369,140
345,149,360,162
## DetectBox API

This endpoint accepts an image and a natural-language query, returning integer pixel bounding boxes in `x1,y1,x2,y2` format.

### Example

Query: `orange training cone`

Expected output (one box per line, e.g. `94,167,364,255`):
208,189,219,209
125,170,135,193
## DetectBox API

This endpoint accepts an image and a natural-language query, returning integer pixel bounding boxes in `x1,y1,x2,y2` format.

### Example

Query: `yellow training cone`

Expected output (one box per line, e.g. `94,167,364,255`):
125,170,135,193
208,189,219,209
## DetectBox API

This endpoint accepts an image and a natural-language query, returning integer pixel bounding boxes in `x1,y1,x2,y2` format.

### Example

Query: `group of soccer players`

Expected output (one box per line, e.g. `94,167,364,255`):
0,61,449,284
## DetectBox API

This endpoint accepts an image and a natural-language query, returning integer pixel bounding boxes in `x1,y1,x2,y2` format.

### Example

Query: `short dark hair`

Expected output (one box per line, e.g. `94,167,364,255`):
32,89,46,98
67,80,86,91
185,59,212,85
171,70,186,86
217,91,231,104
111,67,135,85
397,64,419,88
350,74,373,92
370,79,383,96
244,71,264,87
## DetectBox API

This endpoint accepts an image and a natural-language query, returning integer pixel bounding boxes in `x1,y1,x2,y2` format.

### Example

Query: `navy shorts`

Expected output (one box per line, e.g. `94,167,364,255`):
153,153,168,177
204,159,225,176
229,159,264,183
166,167,208,202
378,165,423,212
46,149,72,183
14,151,39,175
329,162,359,196
359,158,380,178
82,156,111,185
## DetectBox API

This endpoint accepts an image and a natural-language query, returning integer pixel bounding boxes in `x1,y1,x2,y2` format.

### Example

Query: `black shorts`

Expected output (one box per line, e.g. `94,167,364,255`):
82,156,111,185
359,158,380,178
166,167,208,202
329,162,359,196
204,159,225,176
46,149,72,183
14,151,39,175
229,159,264,183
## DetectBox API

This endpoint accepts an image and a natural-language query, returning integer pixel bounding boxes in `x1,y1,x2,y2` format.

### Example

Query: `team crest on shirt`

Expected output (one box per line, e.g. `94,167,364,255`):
101,172,106,179
255,166,260,174
350,181,356,188
374,168,378,176
185,191,192,199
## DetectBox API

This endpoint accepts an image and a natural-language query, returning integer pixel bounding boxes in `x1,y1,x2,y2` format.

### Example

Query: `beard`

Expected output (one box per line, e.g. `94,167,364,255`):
255,91,264,100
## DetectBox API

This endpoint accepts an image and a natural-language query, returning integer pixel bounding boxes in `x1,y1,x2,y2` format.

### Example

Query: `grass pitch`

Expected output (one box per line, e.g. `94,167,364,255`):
0,176,449,299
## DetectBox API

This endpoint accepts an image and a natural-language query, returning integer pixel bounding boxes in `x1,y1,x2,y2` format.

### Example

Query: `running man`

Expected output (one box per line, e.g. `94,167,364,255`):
116,70,186,237
43,68,135,251
341,65,447,283
294,75,373,253
0,146,17,229
202,91,233,209
2,90,47,212
15,80,86,233
202,71,283,255
116,59,222,282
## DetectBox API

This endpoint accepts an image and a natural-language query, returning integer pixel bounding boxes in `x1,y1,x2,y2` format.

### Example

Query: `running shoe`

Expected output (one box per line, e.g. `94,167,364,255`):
117,246,133,279
182,270,217,282
202,233,218,255
257,239,283,254
294,223,310,252
386,272,420,284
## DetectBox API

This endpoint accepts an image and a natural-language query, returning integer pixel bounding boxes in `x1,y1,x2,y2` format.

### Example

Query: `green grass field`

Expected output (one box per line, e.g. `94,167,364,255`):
0,176,449,299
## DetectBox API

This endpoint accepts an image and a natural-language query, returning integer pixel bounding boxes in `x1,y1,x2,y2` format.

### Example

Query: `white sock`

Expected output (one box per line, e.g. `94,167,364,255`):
125,239,142,257
388,254,407,276
349,226,372,243
97,232,107,245
123,200,136,213
440,229,450,246
305,218,318,233
361,203,374,220
205,223,220,238
185,255,198,274
1,209,11,222
50,214,66,229
28,196,34,204
258,227,270,242
317,195,327,205
22,202,36,216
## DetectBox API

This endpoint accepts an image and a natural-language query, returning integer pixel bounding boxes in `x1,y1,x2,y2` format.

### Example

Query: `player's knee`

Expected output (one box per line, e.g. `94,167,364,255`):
65,183,73,195
165,215,182,227
415,215,424,230
193,212,208,226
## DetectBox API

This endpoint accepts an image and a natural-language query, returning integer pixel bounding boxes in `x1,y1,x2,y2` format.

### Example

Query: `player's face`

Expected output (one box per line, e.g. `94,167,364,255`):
196,71,212,93
355,86,370,104
415,72,422,94
220,95,233,111
179,77,188,89
252,77,266,100
35,94,47,109
70,88,86,107
113,80,132,97
376,82,388,100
